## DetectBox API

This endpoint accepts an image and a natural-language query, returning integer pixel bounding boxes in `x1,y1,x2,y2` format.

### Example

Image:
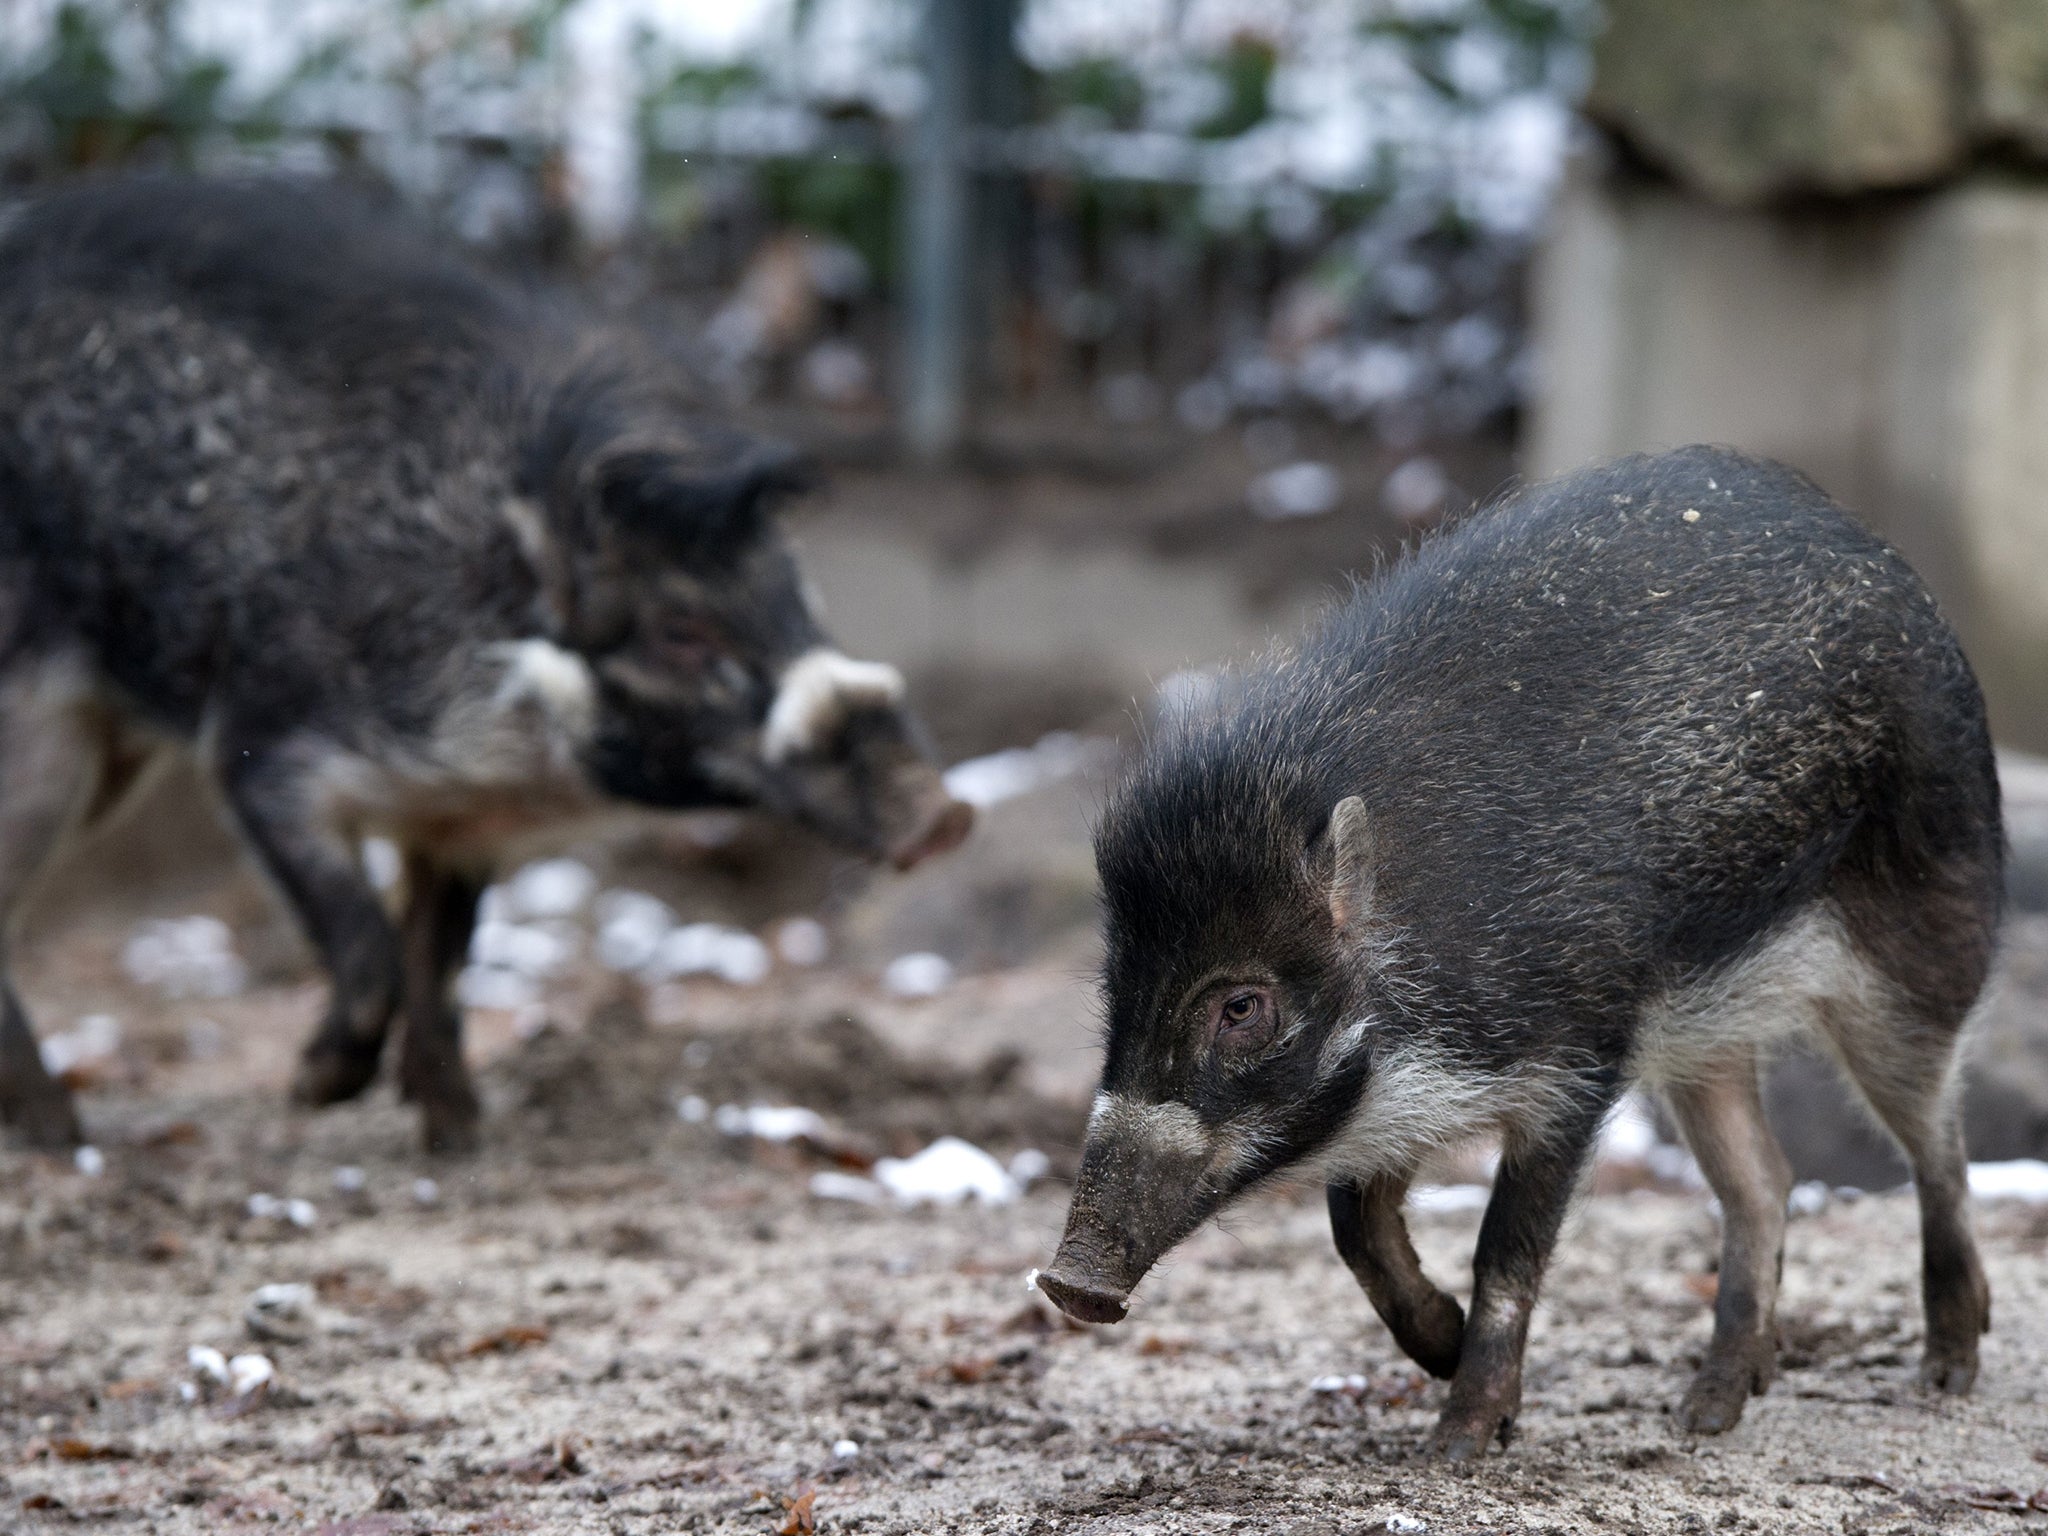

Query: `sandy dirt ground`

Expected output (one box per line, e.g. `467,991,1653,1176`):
6,781,2048,1536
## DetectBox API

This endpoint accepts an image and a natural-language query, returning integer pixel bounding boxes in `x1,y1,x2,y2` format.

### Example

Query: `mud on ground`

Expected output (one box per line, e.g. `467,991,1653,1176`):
7,745,2048,1534
6,960,2048,1536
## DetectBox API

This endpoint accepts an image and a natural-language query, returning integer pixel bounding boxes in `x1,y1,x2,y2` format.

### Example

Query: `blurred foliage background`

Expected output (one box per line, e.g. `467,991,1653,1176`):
0,0,1594,459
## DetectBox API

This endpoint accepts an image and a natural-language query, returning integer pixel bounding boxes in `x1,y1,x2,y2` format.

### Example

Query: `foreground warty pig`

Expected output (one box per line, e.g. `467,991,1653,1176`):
0,177,969,1154
1036,447,1999,1457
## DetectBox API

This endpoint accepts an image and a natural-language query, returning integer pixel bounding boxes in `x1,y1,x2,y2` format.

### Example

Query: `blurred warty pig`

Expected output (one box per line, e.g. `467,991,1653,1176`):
0,176,970,1155
1036,447,2000,1458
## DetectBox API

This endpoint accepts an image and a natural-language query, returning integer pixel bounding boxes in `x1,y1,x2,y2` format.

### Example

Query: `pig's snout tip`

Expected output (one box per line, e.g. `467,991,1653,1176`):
1030,1264,1130,1325
890,797,974,870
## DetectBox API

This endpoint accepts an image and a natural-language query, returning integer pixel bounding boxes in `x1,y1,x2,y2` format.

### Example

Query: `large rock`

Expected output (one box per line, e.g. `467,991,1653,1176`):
1528,174,2048,752
1587,0,1966,204
1957,0,2048,154
2008,753,2048,912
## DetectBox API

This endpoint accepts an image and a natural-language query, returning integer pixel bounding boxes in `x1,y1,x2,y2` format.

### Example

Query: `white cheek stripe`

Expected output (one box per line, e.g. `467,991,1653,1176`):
500,495,548,563
1317,1016,1377,1077
762,646,905,763
490,639,597,736
1087,1092,1213,1160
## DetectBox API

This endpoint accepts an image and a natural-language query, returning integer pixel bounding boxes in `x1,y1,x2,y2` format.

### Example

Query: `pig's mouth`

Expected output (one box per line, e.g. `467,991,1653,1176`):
888,796,974,870
1034,1212,1205,1326
1031,1266,1133,1324
752,755,973,871
1033,1134,1224,1325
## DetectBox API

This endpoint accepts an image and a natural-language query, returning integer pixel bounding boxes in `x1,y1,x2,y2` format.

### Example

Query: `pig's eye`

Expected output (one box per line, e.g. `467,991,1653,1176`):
649,616,717,666
1209,987,1276,1056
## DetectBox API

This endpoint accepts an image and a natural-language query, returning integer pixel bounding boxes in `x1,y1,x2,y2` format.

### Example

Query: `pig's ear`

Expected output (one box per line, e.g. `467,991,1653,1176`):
597,444,814,560
502,492,614,643
1327,795,1376,937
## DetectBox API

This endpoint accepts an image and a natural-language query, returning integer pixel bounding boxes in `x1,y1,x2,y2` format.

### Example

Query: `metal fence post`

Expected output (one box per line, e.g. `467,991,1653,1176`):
901,0,1018,461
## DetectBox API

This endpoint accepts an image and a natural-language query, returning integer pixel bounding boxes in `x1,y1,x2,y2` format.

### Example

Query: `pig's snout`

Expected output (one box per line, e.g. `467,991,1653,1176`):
1035,1216,1160,1326
1032,1264,1131,1325
755,650,972,870
1037,1097,1224,1324
890,794,974,870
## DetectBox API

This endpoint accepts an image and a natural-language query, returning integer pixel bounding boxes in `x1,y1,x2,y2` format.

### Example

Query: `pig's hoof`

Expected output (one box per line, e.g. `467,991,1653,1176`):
1426,1404,1514,1462
1918,1348,1978,1396
1401,1291,1467,1380
1,1083,84,1151
1920,1285,1987,1395
1676,1337,1773,1435
292,1043,381,1107
1675,1374,1751,1436
420,1096,482,1158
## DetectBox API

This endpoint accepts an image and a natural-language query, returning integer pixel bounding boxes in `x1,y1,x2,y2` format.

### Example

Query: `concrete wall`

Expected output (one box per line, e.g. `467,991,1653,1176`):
1529,168,2048,752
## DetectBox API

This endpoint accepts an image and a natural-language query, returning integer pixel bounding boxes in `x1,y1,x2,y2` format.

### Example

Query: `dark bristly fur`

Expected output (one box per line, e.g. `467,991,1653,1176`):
0,175,969,1155
1038,445,2000,1458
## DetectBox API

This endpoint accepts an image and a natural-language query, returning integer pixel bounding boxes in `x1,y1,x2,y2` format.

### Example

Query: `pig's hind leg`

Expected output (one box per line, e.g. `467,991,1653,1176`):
1663,1049,1792,1435
0,655,99,1149
1826,862,1996,1396
1327,1172,1465,1378
395,851,484,1156
1844,1054,1986,1394
219,750,400,1110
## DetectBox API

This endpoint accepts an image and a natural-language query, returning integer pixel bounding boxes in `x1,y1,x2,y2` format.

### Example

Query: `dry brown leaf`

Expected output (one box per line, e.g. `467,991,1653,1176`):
1138,1335,1191,1357
52,1438,132,1461
777,1487,817,1535
139,1120,204,1147
462,1324,551,1357
1372,1370,1430,1409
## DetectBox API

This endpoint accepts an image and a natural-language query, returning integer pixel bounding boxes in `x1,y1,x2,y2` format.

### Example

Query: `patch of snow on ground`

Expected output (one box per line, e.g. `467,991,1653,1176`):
39,1013,122,1078
1408,1184,1490,1213
943,731,1114,809
122,917,248,999
1968,1159,2048,1202
883,952,954,998
715,1104,831,1143
501,858,598,919
812,1137,1024,1208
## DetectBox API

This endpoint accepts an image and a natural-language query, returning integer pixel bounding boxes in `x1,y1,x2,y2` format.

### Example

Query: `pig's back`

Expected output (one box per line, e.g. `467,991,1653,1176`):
1296,446,1997,1048
0,179,539,729
0,175,521,393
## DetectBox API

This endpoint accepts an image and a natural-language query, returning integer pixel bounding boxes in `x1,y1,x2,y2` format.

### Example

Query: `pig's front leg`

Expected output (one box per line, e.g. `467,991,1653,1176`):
1327,1173,1465,1378
0,985,81,1149
1429,1091,1611,1461
221,750,400,1108
396,852,485,1156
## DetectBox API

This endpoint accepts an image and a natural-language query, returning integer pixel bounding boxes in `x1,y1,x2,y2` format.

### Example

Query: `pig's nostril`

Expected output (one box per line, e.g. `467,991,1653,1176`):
1031,1266,1130,1325
891,798,974,870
